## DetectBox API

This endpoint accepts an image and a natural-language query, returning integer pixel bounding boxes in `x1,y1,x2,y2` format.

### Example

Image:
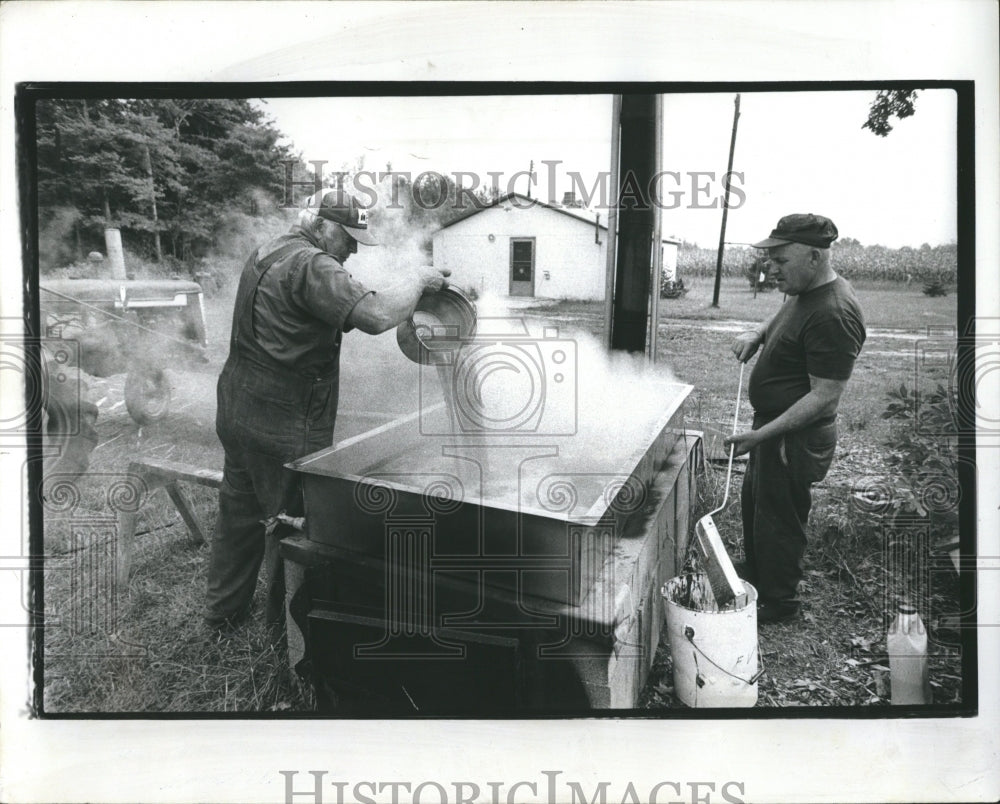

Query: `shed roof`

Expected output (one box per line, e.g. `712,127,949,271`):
435,192,681,244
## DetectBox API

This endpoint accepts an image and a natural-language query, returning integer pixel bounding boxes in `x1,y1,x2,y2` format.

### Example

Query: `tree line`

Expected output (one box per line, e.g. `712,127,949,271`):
35,98,298,273
34,98,503,277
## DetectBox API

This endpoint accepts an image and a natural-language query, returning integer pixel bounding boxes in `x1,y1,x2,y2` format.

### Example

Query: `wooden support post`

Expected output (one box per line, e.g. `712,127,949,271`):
117,505,138,588
611,94,657,354
163,482,208,545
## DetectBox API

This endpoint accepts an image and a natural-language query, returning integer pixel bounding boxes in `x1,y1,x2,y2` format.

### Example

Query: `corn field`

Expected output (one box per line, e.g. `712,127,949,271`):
676,241,958,285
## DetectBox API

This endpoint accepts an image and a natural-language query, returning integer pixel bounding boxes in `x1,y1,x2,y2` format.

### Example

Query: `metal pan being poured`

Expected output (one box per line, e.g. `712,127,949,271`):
396,285,477,365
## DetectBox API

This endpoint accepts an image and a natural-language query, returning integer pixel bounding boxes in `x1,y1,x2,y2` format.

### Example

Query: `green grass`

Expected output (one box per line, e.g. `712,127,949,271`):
637,313,963,709
527,275,957,331
44,481,307,713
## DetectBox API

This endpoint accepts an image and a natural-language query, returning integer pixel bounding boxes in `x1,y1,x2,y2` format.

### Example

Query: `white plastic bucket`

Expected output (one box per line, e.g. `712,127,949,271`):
661,573,760,708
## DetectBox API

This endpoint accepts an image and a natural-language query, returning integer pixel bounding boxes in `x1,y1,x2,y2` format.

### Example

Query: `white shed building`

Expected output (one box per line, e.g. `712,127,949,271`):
432,193,679,301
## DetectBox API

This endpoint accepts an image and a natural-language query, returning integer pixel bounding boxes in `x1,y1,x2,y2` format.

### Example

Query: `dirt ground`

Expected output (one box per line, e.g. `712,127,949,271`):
40,281,966,713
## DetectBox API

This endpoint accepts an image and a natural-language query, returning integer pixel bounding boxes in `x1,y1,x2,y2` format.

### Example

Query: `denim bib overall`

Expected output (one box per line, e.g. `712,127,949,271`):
207,241,345,630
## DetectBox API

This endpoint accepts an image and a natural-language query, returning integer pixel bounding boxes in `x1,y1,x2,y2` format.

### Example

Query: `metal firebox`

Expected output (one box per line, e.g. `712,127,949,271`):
288,383,691,605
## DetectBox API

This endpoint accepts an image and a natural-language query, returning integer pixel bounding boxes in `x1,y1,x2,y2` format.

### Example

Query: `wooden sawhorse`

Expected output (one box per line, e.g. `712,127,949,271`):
117,458,223,586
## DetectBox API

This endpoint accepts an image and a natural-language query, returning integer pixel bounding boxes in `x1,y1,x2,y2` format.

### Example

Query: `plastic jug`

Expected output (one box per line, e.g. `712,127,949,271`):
888,602,931,705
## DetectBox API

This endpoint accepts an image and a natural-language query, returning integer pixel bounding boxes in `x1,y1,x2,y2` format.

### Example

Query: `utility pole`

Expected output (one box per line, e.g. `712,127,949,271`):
712,94,741,308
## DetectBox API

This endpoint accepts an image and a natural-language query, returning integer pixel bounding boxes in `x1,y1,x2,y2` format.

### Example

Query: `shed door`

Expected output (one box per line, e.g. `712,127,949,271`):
509,238,535,297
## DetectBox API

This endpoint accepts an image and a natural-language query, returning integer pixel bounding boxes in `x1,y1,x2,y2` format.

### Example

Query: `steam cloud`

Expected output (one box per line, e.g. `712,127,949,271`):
159,185,688,514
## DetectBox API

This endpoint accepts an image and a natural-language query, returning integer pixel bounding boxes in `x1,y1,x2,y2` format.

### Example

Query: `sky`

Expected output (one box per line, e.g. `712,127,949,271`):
259,88,958,249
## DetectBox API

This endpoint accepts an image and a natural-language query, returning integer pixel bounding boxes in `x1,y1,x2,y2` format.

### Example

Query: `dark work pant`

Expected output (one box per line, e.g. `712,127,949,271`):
208,352,337,630
205,447,303,629
740,421,838,604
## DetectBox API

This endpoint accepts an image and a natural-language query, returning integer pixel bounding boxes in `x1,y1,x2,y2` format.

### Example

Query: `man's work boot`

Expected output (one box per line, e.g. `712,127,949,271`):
756,599,801,625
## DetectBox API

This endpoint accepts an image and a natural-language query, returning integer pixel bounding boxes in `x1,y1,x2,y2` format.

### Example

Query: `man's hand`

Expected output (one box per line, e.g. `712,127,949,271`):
732,329,764,363
724,429,761,457
417,265,450,294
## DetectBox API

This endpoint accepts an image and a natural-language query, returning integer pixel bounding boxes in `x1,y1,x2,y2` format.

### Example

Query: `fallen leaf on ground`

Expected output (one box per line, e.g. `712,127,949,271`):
873,669,890,698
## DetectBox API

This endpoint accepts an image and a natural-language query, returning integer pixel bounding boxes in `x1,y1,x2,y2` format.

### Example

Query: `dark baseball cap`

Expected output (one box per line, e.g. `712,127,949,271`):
753,213,839,249
304,189,378,246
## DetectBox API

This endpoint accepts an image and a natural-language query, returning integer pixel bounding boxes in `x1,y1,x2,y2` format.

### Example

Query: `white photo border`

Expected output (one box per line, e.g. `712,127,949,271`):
1,2,997,803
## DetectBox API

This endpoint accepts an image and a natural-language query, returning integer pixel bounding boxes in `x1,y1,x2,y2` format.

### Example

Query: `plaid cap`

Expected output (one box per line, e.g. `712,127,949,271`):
753,213,839,249
303,189,378,246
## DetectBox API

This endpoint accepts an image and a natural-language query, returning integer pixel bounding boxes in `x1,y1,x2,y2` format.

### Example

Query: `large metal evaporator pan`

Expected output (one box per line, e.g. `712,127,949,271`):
289,384,691,605
396,286,477,365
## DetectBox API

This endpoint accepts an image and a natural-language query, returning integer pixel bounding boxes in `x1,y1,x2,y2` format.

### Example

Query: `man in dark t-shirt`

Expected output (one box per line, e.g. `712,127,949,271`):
724,214,866,624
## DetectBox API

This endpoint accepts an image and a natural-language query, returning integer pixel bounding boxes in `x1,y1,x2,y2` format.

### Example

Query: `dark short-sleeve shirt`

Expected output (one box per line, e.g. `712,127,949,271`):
748,276,866,423
249,228,373,377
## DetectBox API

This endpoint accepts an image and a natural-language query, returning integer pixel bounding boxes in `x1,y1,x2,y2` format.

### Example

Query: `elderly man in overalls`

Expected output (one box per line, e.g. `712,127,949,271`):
206,188,448,634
